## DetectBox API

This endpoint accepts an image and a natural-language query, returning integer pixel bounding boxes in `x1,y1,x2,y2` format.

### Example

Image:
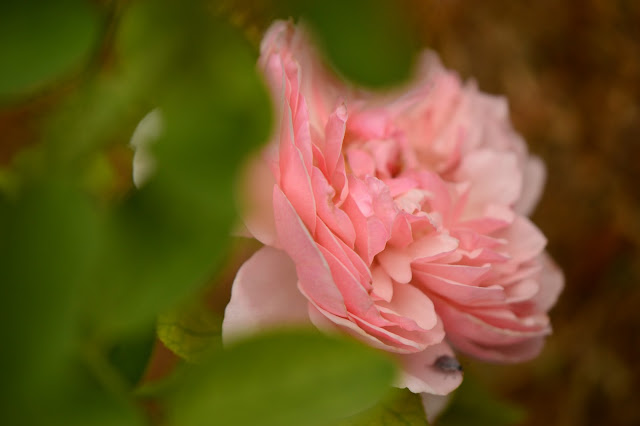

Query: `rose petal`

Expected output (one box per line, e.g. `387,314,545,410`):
421,393,451,424
278,102,317,234
534,252,565,311
240,153,278,246
274,185,347,317
448,333,546,363
397,341,463,395
222,246,310,344
376,281,438,331
514,155,546,216
456,150,522,219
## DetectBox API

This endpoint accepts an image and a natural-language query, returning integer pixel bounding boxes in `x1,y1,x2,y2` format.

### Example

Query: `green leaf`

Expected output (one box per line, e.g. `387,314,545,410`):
335,388,428,426
0,179,114,424
167,330,398,426
0,0,101,99
88,2,271,334
32,361,144,426
288,0,418,88
437,374,526,426
108,325,157,387
0,179,101,395
157,299,222,362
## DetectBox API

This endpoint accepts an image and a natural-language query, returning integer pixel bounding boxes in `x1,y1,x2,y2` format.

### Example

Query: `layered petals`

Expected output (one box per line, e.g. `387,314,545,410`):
225,20,563,412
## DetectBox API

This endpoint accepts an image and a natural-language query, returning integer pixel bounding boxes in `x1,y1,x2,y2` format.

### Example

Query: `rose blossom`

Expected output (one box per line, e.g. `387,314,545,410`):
223,20,563,410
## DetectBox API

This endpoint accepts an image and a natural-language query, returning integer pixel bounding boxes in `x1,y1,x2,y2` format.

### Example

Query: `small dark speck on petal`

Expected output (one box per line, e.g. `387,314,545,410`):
434,355,463,372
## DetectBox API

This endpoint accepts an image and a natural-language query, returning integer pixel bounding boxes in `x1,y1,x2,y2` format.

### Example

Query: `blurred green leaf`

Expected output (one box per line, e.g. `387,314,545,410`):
158,299,222,362
167,330,398,426
0,180,101,386
288,0,418,87
44,75,147,172
108,325,157,387
0,0,101,99
0,179,103,422
34,361,144,426
88,1,271,334
335,387,428,426
437,374,526,426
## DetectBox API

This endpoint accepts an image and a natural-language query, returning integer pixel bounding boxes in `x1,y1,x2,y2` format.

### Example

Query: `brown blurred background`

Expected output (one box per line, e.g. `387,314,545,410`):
2,1,639,425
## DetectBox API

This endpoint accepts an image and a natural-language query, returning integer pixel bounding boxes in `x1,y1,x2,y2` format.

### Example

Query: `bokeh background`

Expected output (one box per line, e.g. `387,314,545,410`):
2,1,639,425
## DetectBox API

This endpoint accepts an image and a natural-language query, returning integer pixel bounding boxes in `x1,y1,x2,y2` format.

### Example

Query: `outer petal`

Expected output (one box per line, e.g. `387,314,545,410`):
514,155,546,216
239,153,278,246
456,150,522,219
397,341,463,395
421,393,451,424
534,252,565,311
448,334,546,363
222,246,310,344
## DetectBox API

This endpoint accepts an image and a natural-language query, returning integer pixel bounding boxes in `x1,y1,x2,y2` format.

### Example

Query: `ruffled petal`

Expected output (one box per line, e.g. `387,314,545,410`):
273,185,347,317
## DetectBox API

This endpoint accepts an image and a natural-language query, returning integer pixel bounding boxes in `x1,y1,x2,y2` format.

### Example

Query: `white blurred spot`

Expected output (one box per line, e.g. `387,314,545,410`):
130,109,163,188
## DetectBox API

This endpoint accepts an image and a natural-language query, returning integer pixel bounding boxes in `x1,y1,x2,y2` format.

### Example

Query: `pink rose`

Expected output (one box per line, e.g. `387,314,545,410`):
223,20,563,403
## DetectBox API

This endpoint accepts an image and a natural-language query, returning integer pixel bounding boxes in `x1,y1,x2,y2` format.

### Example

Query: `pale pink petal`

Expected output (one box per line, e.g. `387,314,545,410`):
371,265,393,302
377,247,413,284
421,393,452,424
415,263,491,286
346,148,376,177
456,150,522,219
414,270,505,306
534,253,565,311
495,216,547,264
239,153,278,246
307,291,445,354
350,314,437,353
222,246,310,344
448,333,546,363
376,282,438,331
503,279,540,304
514,156,546,216
397,341,463,395
307,302,422,353
343,189,390,265
388,213,414,248
347,108,394,140
410,232,459,261
437,302,549,347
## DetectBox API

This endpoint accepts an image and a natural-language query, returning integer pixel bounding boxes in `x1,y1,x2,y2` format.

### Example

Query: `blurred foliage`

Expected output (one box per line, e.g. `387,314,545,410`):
157,297,223,363
285,0,418,87
335,387,428,426
167,330,397,426
0,0,101,99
